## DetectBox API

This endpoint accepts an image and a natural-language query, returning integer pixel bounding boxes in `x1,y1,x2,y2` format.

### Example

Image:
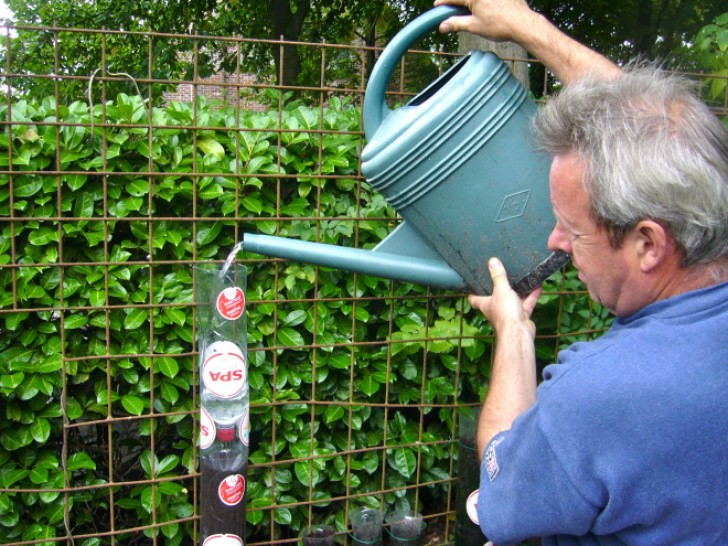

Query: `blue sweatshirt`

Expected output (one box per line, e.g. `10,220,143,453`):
478,280,728,545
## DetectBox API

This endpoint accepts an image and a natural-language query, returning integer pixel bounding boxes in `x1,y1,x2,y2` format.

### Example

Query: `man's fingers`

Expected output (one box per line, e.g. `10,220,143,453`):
522,286,543,317
433,0,467,7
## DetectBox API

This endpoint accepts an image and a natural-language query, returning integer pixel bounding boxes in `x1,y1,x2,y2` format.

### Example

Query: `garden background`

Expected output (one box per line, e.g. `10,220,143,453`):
0,6,726,546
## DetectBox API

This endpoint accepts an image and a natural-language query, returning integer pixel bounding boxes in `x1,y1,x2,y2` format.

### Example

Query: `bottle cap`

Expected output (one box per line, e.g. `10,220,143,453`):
216,426,236,442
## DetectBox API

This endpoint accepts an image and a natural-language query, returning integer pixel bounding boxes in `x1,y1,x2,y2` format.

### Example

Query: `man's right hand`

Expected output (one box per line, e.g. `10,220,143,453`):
434,0,535,44
469,257,541,339
469,257,541,455
432,0,622,84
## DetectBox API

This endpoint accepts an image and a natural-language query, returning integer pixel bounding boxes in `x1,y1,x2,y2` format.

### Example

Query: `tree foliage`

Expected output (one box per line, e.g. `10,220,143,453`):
532,0,724,65
5,0,719,104
691,11,728,102
2,0,456,100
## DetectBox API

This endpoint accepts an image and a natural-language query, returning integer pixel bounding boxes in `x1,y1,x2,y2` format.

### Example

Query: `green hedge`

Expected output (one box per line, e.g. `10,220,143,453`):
0,92,610,544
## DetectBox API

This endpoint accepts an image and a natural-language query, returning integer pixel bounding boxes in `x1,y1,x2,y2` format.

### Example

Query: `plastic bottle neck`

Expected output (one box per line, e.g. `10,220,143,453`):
216,425,236,442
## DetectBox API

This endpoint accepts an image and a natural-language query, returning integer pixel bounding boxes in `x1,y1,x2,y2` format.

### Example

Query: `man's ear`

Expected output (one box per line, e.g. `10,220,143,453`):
631,220,674,273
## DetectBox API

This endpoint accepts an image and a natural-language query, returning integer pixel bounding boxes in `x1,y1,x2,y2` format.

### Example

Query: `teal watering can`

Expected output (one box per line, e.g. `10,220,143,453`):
243,5,569,295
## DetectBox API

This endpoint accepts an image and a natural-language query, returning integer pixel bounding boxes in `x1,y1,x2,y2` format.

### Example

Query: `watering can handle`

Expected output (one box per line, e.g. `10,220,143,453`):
363,5,470,140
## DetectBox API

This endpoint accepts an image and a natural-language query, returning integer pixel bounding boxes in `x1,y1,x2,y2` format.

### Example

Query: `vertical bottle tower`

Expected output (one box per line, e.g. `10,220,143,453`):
196,262,249,545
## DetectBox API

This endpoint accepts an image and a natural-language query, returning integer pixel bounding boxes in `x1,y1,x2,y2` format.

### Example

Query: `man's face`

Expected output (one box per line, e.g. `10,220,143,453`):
546,152,640,316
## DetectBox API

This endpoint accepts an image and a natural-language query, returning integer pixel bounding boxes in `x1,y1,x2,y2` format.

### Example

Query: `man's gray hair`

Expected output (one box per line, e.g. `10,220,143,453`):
533,63,728,266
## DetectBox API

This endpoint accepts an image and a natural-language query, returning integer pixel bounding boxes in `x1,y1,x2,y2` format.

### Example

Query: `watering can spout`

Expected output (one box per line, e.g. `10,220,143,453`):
241,229,469,292
242,229,568,296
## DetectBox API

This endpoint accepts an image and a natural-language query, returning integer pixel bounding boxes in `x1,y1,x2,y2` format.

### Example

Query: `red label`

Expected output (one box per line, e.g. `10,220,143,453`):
218,474,246,506
203,534,243,546
216,287,245,320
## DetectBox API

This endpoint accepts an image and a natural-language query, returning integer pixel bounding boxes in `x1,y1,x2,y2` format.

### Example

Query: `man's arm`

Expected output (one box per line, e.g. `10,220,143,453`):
469,258,540,457
433,0,621,84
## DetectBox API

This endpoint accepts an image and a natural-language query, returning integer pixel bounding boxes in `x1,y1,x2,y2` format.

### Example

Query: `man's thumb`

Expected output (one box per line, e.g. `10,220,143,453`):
489,257,508,288
438,15,469,34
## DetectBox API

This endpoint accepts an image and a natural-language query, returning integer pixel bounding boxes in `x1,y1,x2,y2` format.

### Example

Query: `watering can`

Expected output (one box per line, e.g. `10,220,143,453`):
243,5,569,295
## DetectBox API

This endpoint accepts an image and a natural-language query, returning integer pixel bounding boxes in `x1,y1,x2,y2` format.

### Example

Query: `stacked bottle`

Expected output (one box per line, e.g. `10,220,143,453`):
197,265,249,546
455,406,487,546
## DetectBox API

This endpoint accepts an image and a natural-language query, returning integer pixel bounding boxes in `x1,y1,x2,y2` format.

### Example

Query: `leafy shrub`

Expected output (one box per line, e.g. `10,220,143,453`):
0,92,608,544
693,12,728,101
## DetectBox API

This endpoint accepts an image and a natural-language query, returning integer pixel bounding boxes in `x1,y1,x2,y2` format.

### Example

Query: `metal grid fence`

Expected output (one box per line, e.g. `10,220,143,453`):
0,22,725,546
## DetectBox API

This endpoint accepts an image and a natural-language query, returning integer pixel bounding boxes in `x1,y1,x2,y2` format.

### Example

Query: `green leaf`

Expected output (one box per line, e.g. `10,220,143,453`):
294,461,319,487
140,484,161,514
358,375,380,397
196,222,222,245
392,447,417,478
156,357,179,379
328,353,351,369
30,417,51,443
117,498,142,510
158,481,185,497
64,313,88,330
277,327,304,348
163,307,186,327
65,397,83,421
4,312,29,331
256,220,278,235
124,308,148,330
241,196,263,214
140,450,156,478
247,509,264,526
323,405,344,426
274,507,293,525
289,441,311,460
29,466,49,485
156,454,179,475
161,522,180,540
0,511,19,528
282,309,307,327
1,372,25,389
14,176,43,197
362,451,379,474
159,381,179,405
121,394,146,416
88,287,106,307
197,138,225,160
126,179,149,197
67,452,96,472
28,226,58,246
64,174,87,191
2,468,29,487
1,428,32,451
37,354,63,374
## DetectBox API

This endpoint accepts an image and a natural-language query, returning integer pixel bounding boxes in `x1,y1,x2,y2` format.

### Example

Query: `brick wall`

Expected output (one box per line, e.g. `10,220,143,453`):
162,71,268,110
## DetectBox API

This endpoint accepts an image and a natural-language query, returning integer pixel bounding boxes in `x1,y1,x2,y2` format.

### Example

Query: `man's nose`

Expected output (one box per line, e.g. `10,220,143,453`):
547,223,571,254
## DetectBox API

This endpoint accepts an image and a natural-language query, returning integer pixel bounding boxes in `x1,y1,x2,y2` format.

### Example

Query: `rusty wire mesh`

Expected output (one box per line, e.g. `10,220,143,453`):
0,21,726,546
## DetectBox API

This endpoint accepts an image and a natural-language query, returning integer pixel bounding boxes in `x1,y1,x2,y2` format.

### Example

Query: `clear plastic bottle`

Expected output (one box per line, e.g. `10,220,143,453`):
201,426,248,545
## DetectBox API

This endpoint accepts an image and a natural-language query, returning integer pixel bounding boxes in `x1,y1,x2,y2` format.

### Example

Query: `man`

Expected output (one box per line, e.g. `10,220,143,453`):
435,0,728,544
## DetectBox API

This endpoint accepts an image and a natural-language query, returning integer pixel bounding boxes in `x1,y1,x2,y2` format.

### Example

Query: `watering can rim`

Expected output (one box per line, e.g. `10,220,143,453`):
360,49,510,164
362,4,470,142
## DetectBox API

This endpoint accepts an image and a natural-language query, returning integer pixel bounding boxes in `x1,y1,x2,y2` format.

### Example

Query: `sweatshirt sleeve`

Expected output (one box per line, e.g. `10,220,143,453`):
477,404,601,544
